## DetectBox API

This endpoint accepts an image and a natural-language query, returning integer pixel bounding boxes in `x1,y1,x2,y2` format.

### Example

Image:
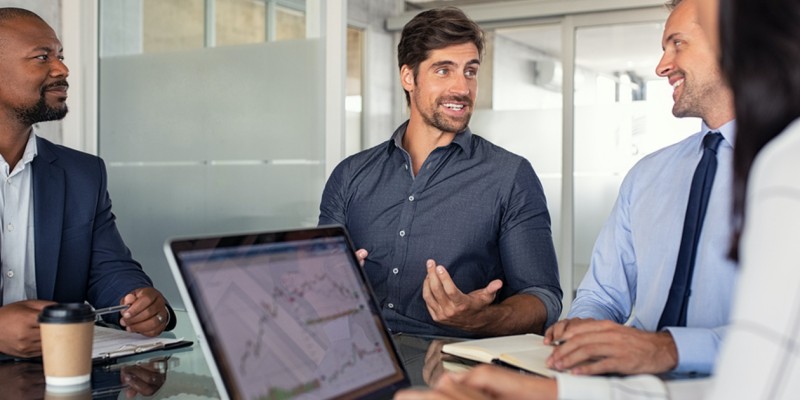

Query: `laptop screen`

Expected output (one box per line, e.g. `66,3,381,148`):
166,226,409,399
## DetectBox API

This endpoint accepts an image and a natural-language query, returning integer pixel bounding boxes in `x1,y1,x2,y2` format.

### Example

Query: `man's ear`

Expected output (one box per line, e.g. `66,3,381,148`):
400,65,415,93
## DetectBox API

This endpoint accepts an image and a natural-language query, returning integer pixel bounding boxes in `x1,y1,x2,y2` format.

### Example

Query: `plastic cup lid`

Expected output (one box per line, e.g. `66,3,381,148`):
38,303,95,324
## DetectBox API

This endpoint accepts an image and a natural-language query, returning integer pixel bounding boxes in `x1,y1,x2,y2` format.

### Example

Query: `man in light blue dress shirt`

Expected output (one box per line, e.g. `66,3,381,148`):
543,0,736,376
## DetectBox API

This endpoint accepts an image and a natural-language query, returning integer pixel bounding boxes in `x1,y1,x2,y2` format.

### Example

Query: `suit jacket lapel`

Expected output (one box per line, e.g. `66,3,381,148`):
32,137,65,300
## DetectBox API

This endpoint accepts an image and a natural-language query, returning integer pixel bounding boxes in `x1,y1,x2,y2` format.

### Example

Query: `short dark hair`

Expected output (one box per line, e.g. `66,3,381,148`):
723,0,800,259
397,7,484,106
0,7,44,23
0,8,47,52
0,7,46,46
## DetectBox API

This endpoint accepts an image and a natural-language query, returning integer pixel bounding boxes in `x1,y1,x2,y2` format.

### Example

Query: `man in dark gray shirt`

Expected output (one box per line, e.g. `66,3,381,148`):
319,7,561,338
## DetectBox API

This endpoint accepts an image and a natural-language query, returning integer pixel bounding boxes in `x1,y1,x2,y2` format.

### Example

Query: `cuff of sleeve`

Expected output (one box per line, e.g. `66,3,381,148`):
557,373,668,400
557,373,615,400
664,327,719,373
521,287,563,330
164,305,177,331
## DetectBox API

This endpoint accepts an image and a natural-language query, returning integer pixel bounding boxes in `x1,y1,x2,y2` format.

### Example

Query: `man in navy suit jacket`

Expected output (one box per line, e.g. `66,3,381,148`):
0,8,174,358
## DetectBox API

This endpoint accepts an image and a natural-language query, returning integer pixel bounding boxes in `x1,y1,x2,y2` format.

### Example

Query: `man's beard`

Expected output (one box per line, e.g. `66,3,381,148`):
672,76,718,120
417,94,473,134
425,107,471,134
15,83,69,126
672,84,703,119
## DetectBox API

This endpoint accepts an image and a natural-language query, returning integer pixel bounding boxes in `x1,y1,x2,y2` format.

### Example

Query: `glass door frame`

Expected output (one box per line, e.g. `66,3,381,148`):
561,7,669,311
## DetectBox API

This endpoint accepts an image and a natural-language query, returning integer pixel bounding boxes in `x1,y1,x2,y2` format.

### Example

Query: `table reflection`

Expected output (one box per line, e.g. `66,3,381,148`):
0,350,220,400
391,334,464,387
0,357,174,400
0,330,706,400
0,362,45,399
92,351,219,399
92,357,171,399
0,318,457,399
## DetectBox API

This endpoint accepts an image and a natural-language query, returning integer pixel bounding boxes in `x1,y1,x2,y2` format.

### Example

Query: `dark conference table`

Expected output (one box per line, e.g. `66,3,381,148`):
1,311,455,399
2,311,708,399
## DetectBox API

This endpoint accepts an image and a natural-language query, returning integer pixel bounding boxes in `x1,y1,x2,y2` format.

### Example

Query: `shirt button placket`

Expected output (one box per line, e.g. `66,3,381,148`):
390,157,418,315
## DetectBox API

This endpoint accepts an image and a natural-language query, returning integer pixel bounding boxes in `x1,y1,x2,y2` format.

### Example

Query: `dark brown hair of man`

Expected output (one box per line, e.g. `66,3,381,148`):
396,7,484,106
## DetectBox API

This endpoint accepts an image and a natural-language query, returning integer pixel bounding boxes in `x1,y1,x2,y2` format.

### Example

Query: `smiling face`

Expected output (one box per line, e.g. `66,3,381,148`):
401,42,479,135
0,15,69,128
655,0,730,126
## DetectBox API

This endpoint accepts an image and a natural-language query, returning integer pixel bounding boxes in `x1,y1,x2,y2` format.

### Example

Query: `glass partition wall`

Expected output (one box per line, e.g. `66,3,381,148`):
99,0,323,308
470,24,564,261
566,10,700,306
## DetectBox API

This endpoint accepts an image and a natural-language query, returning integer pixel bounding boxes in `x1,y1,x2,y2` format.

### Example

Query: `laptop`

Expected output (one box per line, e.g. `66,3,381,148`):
164,225,411,400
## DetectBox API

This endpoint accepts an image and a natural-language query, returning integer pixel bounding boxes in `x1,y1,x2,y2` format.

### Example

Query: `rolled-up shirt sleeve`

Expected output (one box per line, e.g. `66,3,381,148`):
568,173,638,324
499,159,562,329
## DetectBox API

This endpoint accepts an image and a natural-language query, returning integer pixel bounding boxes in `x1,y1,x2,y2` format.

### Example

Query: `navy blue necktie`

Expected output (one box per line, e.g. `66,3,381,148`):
658,132,723,329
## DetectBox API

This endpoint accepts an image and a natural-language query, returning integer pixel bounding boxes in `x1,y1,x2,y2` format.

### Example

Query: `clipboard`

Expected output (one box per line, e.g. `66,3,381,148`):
92,325,193,362
0,326,193,364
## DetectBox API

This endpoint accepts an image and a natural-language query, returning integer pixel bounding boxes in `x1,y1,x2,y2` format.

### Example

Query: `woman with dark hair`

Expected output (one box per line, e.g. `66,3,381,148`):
700,0,800,398
396,0,800,398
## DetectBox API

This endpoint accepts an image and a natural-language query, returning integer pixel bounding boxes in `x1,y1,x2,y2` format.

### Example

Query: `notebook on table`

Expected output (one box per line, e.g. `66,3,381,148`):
164,225,410,400
441,333,557,377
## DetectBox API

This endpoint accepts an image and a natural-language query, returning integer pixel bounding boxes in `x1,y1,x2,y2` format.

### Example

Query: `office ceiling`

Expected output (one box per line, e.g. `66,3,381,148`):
402,1,665,80
497,22,664,80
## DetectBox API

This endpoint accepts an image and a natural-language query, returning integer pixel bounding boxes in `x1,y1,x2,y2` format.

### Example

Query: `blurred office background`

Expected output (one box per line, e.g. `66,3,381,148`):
5,0,698,315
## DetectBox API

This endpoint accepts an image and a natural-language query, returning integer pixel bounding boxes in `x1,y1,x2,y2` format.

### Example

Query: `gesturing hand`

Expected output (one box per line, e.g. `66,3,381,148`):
422,259,502,331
